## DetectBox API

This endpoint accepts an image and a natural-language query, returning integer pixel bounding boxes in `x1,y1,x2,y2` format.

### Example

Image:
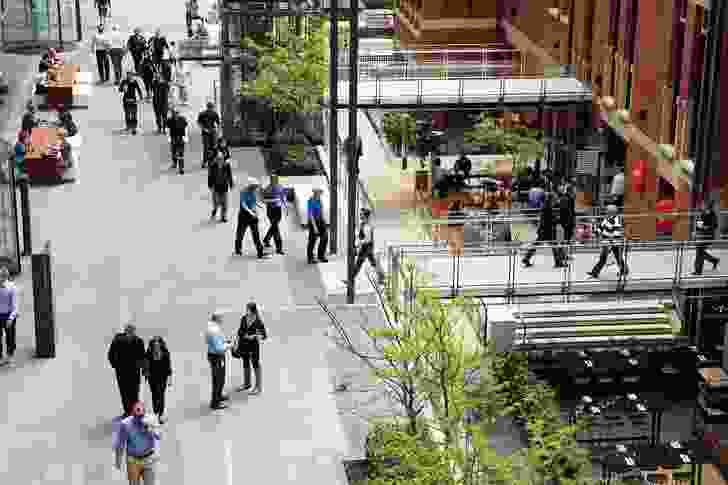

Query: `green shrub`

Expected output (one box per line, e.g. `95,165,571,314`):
366,420,455,485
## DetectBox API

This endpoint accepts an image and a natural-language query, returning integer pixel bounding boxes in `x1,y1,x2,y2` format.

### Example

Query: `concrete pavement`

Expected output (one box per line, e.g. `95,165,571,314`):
0,7,354,484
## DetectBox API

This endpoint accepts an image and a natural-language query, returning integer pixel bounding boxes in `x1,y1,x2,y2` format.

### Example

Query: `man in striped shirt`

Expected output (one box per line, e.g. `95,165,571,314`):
587,204,628,278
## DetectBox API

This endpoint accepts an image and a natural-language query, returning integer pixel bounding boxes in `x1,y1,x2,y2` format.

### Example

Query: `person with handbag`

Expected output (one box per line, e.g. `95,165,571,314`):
233,302,268,394
108,324,146,416
143,337,172,424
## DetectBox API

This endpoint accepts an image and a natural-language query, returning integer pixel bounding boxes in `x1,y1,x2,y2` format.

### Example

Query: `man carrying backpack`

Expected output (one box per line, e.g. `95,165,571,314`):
208,154,234,222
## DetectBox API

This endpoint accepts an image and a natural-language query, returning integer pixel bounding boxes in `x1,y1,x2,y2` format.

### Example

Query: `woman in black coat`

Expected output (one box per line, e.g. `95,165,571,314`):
522,193,564,268
235,302,267,394
144,336,172,423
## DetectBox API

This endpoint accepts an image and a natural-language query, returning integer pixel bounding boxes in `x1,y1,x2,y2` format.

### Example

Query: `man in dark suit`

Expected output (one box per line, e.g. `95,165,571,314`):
108,324,146,416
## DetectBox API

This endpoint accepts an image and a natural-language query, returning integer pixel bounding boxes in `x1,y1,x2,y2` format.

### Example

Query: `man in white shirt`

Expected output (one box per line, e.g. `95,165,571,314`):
92,24,111,83
108,24,126,85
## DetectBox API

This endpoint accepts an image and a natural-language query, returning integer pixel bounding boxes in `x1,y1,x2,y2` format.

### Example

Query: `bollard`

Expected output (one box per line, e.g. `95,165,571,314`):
18,179,31,256
32,241,56,358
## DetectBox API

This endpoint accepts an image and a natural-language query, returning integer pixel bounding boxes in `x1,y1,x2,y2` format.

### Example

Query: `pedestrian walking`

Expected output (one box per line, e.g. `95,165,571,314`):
0,266,18,367
350,208,385,283
234,178,267,258
108,24,126,85
108,323,146,416
113,400,162,485
558,186,575,262
197,102,220,168
208,154,234,222
261,175,286,254
204,312,232,410
522,193,565,268
149,28,169,67
610,165,625,207
693,199,720,275
167,107,189,174
92,24,111,83
143,337,172,424
151,62,171,134
140,54,155,101
233,302,268,395
306,187,329,264
119,71,143,134
587,204,628,278
95,0,110,25
127,28,147,75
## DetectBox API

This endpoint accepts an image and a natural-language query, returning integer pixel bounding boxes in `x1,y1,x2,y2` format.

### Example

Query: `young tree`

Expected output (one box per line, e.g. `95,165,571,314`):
383,112,417,157
465,113,544,175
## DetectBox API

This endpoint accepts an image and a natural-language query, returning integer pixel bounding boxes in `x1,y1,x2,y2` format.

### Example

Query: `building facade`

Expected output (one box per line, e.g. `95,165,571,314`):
405,0,722,240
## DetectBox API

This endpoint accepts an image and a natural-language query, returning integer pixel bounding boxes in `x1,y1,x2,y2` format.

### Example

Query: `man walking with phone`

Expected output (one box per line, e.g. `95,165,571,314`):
306,187,329,264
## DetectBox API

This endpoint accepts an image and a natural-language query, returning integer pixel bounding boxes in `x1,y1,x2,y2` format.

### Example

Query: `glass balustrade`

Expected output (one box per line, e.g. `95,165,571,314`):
387,238,728,298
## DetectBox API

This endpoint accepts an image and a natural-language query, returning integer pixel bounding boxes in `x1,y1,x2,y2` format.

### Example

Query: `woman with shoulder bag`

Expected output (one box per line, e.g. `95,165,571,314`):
233,302,267,394
143,336,172,424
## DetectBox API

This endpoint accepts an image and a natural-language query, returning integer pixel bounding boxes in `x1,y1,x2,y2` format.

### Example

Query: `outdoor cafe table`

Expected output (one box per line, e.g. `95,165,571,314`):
24,127,63,179
601,441,716,485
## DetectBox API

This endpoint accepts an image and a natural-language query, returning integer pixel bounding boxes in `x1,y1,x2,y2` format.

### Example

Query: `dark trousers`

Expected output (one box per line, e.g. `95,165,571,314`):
523,237,563,265
131,53,143,75
109,48,124,83
95,50,110,82
202,131,216,165
115,368,141,415
263,206,283,251
153,87,169,131
170,140,185,171
142,76,153,98
241,346,260,370
591,244,627,276
123,101,138,130
307,220,328,261
207,353,225,406
353,243,385,281
695,242,719,274
0,313,16,359
235,212,264,257
147,375,168,416
562,223,574,243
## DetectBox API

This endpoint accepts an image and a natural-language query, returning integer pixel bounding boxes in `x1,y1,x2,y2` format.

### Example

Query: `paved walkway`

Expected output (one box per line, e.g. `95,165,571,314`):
0,3,352,483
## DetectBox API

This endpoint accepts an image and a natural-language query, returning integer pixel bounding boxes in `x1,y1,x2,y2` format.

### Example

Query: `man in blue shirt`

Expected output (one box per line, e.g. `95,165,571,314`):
204,312,232,409
234,178,267,259
262,175,286,255
307,187,329,264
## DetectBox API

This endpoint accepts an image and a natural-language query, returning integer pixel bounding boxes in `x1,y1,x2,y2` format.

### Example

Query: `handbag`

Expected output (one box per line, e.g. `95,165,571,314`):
231,336,242,359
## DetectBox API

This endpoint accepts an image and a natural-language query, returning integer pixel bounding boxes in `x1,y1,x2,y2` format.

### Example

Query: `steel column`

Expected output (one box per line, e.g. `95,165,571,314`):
329,1,338,254
345,0,359,303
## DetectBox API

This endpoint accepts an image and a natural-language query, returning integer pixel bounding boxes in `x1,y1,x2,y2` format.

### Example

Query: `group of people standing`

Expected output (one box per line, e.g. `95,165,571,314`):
109,304,268,483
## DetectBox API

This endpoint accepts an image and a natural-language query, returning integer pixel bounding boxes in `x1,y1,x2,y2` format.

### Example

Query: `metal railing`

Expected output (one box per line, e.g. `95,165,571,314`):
339,47,521,67
334,76,593,107
386,238,728,301
337,62,521,81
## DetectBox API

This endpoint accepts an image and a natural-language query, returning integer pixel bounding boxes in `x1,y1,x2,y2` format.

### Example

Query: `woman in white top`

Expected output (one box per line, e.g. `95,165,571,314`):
92,24,111,83
108,24,127,85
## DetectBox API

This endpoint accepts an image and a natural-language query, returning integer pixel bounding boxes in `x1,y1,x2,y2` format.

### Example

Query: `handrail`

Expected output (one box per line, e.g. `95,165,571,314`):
386,238,728,300
334,77,592,106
